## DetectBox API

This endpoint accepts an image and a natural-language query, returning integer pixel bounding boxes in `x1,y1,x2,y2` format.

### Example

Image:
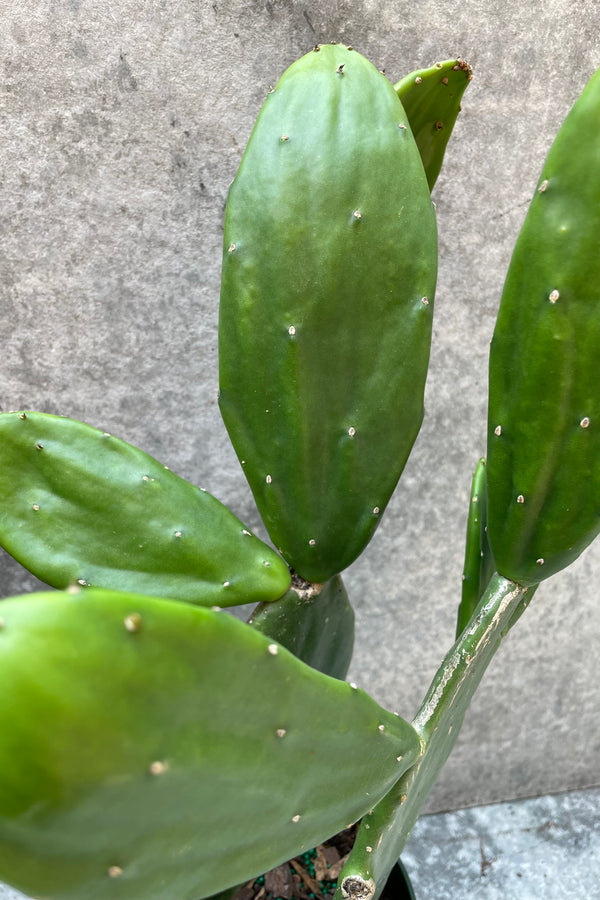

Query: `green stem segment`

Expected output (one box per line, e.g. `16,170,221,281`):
335,573,535,900
456,458,495,637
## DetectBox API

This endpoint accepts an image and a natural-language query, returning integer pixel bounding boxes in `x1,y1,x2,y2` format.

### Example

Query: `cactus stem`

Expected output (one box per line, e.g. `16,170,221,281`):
288,571,324,599
337,575,533,897
340,875,375,900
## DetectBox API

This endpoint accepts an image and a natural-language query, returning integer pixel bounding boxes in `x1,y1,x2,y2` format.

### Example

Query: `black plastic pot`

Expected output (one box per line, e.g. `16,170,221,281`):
379,858,416,900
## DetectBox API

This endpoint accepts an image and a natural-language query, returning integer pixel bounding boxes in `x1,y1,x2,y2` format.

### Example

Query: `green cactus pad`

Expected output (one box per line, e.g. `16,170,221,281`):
219,43,437,583
395,58,473,190
487,65,600,586
0,411,290,606
248,574,354,679
0,589,421,900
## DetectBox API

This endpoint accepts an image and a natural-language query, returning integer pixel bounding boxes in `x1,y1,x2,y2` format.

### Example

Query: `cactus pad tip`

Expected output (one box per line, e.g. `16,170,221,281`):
453,58,473,80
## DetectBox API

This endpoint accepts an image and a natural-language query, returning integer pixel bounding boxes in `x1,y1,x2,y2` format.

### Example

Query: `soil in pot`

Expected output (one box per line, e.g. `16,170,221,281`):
229,824,415,900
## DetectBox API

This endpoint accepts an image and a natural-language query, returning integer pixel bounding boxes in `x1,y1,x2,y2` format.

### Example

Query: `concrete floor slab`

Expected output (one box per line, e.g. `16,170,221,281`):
403,786,600,898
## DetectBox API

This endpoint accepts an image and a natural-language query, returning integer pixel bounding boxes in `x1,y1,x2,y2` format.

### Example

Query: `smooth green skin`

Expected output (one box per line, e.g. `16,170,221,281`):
206,575,356,900
0,589,421,900
219,43,437,583
335,574,533,900
215,576,353,900
456,458,495,636
487,66,600,586
395,59,473,190
0,411,290,607
248,574,354,679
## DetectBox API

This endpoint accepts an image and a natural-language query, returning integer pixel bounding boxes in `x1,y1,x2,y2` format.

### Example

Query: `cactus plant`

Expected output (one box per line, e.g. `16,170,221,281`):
0,41,598,900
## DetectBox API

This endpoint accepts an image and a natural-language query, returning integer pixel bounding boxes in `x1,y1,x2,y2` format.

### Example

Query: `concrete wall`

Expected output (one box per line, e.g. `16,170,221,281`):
1,0,600,814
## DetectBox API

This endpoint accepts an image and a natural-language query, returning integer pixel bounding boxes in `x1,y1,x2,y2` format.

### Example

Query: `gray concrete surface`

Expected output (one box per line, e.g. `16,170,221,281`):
1,0,600,821
403,786,600,899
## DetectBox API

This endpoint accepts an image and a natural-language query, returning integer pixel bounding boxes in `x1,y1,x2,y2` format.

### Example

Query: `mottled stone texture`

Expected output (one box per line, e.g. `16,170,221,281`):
403,787,600,898
1,0,600,819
